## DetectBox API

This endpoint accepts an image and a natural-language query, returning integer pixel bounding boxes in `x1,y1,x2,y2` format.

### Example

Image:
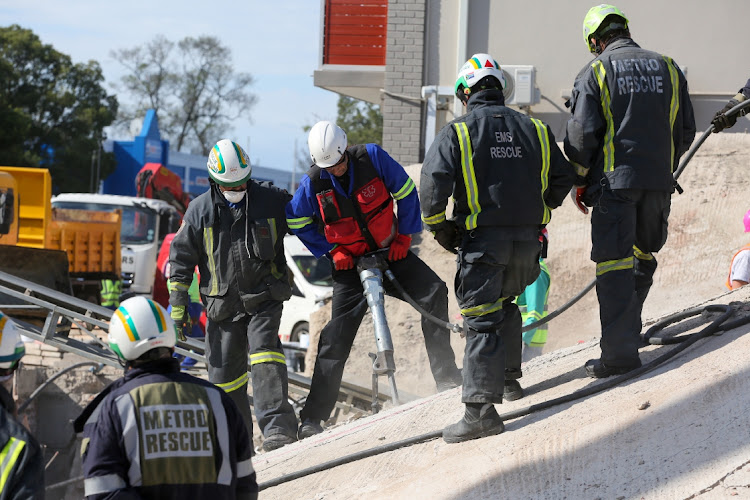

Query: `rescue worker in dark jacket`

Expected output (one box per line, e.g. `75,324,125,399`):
76,297,257,500
565,5,696,378
711,78,750,132
168,139,298,452
286,120,462,440
0,312,44,500
421,53,576,443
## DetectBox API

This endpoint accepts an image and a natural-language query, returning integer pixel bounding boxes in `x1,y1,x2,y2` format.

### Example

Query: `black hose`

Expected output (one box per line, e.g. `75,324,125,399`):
18,362,104,414
385,269,593,334
259,303,746,491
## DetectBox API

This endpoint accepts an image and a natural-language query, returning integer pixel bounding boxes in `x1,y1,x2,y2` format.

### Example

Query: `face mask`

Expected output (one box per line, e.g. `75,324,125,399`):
223,190,246,204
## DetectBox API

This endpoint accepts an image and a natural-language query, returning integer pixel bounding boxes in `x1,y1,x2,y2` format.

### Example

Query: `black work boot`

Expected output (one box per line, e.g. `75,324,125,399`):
584,359,641,379
503,379,524,401
443,403,505,444
298,419,324,440
262,432,297,452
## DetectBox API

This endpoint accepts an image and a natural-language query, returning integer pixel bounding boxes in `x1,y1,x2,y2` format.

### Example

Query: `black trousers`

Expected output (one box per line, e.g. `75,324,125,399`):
300,251,460,422
590,188,670,367
206,300,298,438
455,227,541,404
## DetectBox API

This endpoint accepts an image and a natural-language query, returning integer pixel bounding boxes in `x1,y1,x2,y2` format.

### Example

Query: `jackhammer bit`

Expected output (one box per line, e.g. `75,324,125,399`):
358,252,401,413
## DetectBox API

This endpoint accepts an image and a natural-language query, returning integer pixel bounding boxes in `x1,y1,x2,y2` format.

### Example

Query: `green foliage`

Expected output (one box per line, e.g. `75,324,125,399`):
112,35,256,154
0,25,118,193
336,96,383,145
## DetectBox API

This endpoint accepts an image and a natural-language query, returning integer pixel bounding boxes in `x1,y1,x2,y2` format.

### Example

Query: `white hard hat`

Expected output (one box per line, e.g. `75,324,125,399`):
207,139,252,187
455,53,506,102
109,296,177,361
0,312,24,370
308,121,347,168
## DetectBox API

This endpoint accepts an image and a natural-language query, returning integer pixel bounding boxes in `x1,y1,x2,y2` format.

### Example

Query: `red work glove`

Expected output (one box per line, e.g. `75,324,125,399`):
388,234,411,262
330,246,354,271
570,187,589,215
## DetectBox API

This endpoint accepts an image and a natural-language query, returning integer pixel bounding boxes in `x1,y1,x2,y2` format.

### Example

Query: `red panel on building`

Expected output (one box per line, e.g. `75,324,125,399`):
323,0,388,66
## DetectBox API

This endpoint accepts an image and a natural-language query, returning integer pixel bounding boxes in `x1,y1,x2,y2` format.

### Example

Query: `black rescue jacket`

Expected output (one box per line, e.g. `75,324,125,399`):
564,38,696,192
169,180,292,322
421,89,576,232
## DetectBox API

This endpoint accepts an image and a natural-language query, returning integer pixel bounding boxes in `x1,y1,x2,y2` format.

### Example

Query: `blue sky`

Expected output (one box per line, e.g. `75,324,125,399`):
1,0,339,173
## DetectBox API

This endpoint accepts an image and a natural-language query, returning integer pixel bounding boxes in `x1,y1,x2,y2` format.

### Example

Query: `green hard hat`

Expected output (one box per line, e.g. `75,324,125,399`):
582,4,629,53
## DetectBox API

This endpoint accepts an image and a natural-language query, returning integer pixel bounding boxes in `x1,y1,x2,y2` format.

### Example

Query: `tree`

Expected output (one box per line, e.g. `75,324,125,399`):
0,25,118,192
336,96,383,145
112,36,256,154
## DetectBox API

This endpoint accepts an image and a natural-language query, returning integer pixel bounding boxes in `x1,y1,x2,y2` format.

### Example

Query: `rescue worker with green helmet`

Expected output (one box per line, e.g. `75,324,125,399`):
0,311,44,499
76,297,257,499
564,5,695,378
168,139,299,452
421,53,576,443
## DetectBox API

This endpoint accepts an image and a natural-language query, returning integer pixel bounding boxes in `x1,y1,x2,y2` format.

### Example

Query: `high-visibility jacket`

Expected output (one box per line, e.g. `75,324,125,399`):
420,89,575,232
286,143,420,258
726,244,750,290
564,38,696,192
76,358,257,500
517,259,550,347
0,385,44,500
100,279,122,308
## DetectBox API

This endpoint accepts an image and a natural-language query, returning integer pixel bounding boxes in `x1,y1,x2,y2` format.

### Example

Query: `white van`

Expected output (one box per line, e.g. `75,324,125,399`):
280,235,333,371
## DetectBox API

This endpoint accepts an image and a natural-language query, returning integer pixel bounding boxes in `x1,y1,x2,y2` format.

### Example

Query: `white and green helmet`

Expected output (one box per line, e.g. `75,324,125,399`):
454,53,506,100
109,296,177,361
582,4,629,53
207,139,252,187
0,312,24,370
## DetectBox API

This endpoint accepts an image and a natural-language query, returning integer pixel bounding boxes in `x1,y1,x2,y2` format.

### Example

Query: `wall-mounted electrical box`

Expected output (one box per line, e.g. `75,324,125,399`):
502,65,541,107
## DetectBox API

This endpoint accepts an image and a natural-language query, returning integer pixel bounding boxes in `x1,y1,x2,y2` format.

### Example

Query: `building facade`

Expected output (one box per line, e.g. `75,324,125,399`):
314,0,748,165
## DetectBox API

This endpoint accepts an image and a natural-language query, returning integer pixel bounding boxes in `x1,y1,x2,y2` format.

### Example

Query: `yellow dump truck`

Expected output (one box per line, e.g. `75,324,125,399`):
0,167,121,305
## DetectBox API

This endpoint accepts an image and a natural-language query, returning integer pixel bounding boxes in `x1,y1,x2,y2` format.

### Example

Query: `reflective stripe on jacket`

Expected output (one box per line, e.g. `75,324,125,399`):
0,385,44,500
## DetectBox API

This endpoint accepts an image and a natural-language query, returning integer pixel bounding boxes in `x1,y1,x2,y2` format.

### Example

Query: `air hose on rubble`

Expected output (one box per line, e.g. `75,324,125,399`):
259,303,750,491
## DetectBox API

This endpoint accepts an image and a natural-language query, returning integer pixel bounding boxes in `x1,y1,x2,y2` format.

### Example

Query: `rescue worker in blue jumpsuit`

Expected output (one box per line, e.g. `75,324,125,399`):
711,78,750,132
0,312,44,500
565,5,696,378
421,53,576,443
76,297,257,500
287,121,462,440
168,139,298,452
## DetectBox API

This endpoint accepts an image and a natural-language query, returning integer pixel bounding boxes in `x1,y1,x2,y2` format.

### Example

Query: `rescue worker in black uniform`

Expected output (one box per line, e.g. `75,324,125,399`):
76,297,257,499
168,139,298,452
0,312,44,500
286,121,463,440
711,78,750,132
421,53,576,443
565,5,696,378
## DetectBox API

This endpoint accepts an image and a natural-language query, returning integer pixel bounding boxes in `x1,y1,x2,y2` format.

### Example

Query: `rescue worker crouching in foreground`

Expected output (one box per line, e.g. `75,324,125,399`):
421,53,576,443
0,312,44,499
565,5,695,378
75,297,257,499
168,139,298,452
287,121,463,440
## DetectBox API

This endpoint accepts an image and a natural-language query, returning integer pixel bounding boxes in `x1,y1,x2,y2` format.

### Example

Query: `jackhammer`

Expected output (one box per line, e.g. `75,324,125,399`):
356,250,401,413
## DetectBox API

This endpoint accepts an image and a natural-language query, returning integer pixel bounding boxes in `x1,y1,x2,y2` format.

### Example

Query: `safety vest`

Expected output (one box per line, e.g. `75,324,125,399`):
518,259,550,347
100,279,122,307
308,145,396,256
726,244,750,290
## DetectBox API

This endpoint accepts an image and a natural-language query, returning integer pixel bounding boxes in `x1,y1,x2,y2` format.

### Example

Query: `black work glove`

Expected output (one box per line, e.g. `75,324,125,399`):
431,220,460,254
712,94,748,132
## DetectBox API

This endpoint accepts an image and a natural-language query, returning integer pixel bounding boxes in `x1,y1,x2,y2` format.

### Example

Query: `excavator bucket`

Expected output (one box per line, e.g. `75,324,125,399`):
0,244,72,320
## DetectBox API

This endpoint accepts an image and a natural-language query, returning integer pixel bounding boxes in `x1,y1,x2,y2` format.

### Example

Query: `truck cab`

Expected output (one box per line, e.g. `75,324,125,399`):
51,193,182,296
